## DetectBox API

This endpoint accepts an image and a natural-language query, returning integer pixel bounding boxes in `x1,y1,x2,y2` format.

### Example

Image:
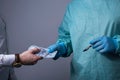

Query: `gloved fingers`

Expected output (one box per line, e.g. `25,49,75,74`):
99,48,107,53
90,36,103,45
98,43,110,53
92,41,103,49
95,44,105,52
53,52,61,60
53,55,59,60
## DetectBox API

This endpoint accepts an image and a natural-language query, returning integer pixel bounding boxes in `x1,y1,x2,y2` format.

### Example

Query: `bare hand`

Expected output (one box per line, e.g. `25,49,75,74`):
19,48,43,65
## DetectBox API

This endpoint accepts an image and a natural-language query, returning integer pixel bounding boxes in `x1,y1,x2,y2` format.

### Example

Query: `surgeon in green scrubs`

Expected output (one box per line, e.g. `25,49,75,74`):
48,0,120,80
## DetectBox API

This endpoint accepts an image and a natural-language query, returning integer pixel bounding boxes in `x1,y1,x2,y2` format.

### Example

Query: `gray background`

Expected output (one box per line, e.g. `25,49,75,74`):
0,0,72,80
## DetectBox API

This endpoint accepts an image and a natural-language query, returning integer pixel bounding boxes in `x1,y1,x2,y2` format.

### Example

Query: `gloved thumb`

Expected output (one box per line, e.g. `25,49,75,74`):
48,44,58,53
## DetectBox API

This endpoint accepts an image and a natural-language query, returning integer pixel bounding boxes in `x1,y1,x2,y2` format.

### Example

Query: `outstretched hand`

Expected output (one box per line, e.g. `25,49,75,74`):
19,48,43,65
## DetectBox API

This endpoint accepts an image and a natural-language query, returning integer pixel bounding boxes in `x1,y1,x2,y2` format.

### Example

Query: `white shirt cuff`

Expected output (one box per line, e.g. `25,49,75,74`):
0,54,15,66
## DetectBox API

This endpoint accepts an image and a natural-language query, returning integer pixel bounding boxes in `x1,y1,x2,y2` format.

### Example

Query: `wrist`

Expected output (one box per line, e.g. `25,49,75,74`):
112,37,119,54
12,54,22,68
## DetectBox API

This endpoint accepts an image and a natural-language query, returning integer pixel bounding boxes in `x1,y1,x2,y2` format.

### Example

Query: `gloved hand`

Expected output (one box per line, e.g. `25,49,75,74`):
90,36,118,53
48,42,67,60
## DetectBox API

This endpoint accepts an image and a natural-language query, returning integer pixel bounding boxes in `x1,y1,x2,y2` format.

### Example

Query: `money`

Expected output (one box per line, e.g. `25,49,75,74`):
28,45,57,58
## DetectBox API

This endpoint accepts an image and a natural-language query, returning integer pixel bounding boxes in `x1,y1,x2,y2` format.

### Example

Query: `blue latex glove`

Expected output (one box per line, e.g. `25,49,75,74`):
48,42,67,60
90,36,118,53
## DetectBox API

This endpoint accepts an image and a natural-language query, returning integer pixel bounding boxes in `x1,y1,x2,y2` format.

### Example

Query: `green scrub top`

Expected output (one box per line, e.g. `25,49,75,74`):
57,0,120,80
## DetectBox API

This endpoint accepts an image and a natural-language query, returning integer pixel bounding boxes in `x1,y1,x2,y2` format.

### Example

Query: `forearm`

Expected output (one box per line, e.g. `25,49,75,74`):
0,54,15,67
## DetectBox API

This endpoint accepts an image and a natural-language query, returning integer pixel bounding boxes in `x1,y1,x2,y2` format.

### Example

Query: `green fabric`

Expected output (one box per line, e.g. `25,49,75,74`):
57,0,120,80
